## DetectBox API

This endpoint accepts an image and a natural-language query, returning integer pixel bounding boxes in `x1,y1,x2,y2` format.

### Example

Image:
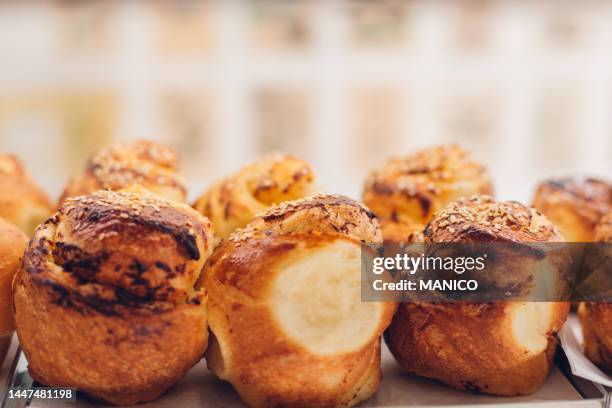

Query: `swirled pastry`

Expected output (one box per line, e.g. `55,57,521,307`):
59,139,188,204
0,218,27,363
385,196,570,396
0,155,53,235
363,145,493,243
13,190,214,405
578,212,612,374
193,153,319,242
204,195,396,408
532,177,611,242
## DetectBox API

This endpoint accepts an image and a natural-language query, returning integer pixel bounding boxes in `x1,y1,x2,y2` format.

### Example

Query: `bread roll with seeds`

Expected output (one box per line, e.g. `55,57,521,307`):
532,177,611,242
59,139,188,205
193,153,319,243
0,155,53,235
0,218,28,363
13,190,213,405
578,212,612,374
385,196,570,396
363,145,493,243
204,195,396,408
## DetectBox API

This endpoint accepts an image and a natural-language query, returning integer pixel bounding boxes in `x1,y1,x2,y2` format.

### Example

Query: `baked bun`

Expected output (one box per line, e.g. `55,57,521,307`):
578,212,612,373
0,218,28,363
204,195,396,408
193,153,319,243
59,139,187,205
532,177,611,242
13,190,214,405
363,145,493,243
0,155,53,235
595,212,612,242
385,196,570,396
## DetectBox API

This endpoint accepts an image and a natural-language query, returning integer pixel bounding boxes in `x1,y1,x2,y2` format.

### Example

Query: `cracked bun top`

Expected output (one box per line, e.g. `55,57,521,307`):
229,194,381,245
59,140,188,205
425,195,563,243
22,189,213,316
363,144,494,233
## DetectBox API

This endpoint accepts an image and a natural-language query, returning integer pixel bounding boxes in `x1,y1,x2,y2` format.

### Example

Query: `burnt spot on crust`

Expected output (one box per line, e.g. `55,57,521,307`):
155,261,172,274
32,271,175,318
20,190,211,317
461,380,483,393
418,194,432,217
62,191,205,260
53,242,109,283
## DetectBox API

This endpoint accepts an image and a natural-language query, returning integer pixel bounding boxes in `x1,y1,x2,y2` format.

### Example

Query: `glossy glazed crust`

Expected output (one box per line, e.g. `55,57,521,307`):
13,190,214,405
386,196,570,396
579,213,612,374
532,177,611,242
193,153,319,242
0,218,28,364
59,140,188,205
0,155,53,235
363,145,493,242
204,195,396,408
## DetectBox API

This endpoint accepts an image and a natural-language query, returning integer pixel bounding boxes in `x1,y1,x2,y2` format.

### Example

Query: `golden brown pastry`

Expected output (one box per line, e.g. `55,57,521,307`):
532,177,611,242
385,196,570,396
13,190,214,405
363,145,493,243
59,139,188,205
204,195,396,408
578,212,612,374
0,218,28,363
193,153,319,243
0,155,53,235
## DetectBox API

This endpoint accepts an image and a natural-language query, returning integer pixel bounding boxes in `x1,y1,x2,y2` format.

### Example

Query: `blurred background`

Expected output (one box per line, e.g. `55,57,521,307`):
0,0,610,203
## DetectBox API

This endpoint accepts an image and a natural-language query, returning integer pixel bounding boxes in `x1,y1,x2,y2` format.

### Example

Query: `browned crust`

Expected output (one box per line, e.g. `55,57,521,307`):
0,155,53,235
579,302,612,374
13,190,214,405
386,301,569,395
362,145,494,242
424,195,563,243
595,212,612,242
59,140,188,205
203,195,396,407
193,153,319,242
386,195,569,396
532,177,611,242
0,218,28,337
579,214,612,373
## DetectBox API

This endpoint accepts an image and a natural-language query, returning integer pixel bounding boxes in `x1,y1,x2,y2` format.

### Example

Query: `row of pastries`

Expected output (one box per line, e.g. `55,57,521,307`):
0,140,610,407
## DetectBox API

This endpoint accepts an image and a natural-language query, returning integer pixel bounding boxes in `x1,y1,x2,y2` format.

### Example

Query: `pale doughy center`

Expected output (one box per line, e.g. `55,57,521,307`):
272,240,382,355
511,302,553,353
